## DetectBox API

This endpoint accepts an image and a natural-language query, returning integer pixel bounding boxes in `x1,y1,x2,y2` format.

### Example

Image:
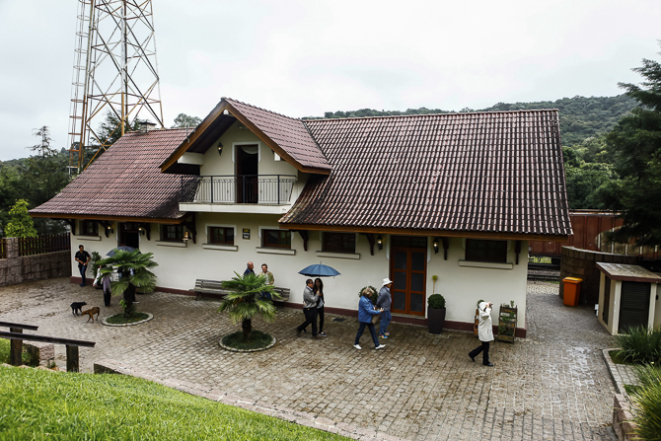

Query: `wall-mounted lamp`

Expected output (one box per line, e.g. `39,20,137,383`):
217,142,223,157
376,235,383,251
138,227,145,236
183,231,191,242
432,238,439,254
106,225,114,234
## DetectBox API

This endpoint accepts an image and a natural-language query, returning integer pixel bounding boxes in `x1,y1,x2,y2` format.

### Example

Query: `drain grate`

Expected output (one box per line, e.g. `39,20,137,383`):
332,318,346,322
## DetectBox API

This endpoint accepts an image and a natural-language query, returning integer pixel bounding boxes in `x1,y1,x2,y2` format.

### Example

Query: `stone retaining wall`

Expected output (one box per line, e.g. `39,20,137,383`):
560,246,639,305
0,238,71,287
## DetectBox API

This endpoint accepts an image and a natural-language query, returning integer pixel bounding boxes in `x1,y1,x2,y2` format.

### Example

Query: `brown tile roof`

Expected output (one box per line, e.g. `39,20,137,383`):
30,129,197,221
224,98,331,171
281,110,572,237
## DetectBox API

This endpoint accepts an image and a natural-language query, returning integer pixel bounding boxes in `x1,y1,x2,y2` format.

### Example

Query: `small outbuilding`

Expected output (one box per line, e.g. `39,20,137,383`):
596,262,661,335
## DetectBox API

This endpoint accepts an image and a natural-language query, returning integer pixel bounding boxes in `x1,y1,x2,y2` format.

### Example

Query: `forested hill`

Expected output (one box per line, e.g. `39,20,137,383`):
312,94,638,147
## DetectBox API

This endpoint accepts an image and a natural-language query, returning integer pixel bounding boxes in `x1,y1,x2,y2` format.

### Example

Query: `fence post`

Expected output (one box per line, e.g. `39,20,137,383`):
277,175,281,205
9,328,22,366
66,345,79,372
210,176,214,203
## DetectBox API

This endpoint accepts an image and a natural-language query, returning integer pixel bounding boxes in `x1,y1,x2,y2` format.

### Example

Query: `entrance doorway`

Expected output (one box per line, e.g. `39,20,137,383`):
119,223,140,249
390,236,427,316
235,144,258,203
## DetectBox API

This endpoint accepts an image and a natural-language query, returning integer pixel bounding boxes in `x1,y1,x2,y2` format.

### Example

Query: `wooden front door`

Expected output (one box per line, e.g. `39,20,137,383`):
390,236,427,316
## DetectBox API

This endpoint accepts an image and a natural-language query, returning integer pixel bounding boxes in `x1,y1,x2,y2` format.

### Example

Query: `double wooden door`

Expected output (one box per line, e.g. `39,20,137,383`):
390,237,427,316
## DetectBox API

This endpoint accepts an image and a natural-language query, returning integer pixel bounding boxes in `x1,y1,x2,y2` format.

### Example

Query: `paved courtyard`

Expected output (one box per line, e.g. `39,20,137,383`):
0,279,617,440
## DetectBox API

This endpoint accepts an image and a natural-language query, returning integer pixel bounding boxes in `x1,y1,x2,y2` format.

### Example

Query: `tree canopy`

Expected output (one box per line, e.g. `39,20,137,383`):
4,199,38,238
600,45,661,246
172,113,201,128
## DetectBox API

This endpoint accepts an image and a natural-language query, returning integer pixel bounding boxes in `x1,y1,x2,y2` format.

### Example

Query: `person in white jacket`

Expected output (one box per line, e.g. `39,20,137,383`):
469,301,494,367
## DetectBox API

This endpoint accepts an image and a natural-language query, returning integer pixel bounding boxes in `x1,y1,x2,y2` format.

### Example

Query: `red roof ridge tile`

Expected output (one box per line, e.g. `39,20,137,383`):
305,108,560,123
223,97,302,122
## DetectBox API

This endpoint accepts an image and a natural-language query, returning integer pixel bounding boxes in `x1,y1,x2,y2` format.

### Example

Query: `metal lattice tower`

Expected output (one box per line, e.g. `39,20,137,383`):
68,0,164,174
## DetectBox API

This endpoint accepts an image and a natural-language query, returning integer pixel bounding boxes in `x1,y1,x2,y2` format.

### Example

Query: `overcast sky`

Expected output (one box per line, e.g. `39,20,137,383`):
0,0,659,161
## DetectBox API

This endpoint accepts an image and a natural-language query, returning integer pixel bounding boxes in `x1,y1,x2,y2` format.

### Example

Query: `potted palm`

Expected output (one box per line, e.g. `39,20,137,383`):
217,272,280,351
97,250,157,322
427,293,446,334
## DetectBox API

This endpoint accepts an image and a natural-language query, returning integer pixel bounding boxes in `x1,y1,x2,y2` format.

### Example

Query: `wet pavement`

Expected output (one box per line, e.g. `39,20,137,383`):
0,279,618,440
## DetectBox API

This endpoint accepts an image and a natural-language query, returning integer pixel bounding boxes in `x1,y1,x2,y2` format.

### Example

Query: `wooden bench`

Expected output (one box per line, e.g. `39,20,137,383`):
191,279,290,303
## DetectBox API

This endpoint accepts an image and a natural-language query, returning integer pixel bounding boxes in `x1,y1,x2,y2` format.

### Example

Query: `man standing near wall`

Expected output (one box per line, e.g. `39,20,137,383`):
244,261,255,276
74,245,91,287
469,301,494,367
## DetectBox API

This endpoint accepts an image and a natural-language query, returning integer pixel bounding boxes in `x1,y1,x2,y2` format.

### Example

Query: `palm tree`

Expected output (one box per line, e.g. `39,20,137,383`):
97,250,158,318
218,272,280,340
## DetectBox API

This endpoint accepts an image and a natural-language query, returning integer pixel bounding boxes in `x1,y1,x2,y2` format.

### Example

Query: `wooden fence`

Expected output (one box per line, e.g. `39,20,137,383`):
17,233,70,257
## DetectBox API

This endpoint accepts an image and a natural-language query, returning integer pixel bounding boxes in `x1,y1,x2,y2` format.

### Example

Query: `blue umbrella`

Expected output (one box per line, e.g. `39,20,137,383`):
106,246,137,257
298,263,341,277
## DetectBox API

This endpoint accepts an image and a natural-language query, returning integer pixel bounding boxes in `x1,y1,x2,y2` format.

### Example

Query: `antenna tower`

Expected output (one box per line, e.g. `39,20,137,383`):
68,0,164,174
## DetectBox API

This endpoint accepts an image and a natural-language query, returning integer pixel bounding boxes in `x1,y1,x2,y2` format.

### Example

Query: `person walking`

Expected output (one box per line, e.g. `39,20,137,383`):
469,301,495,367
354,287,386,350
101,265,112,307
296,279,323,339
74,245,91,287
376,278,393,339
260,263,274,300
244,261,255,276
314,278,326,336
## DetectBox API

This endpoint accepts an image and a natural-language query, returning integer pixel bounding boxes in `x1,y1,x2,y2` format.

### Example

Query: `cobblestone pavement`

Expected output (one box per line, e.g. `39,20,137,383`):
0,279,618,440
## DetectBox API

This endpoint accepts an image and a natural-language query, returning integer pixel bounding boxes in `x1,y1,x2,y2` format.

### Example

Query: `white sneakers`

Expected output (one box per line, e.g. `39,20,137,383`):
354,344,386,350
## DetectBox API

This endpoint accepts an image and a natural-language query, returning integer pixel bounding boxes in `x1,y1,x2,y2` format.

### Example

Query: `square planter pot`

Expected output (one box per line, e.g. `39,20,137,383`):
428,308,446,334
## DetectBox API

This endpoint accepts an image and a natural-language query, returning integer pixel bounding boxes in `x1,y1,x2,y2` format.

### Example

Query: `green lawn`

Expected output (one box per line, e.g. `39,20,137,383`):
0,338,37,366
0,367,348,440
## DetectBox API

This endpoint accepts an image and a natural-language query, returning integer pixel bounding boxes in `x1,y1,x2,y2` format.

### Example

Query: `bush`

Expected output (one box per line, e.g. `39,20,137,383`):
631,364,661,440
428,294,446,309
615,325,661,365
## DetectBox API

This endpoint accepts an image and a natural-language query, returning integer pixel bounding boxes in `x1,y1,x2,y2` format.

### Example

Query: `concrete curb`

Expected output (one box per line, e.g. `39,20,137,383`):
94,358,411,441
102,313,154,327
218,334,276,353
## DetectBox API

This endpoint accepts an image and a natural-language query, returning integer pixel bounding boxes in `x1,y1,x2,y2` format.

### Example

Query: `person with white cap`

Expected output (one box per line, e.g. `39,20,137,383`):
468,301,495,367
376,278,393,339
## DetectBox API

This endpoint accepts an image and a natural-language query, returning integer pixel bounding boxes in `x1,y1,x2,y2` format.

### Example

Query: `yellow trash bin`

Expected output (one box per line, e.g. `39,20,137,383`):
563,277,583,306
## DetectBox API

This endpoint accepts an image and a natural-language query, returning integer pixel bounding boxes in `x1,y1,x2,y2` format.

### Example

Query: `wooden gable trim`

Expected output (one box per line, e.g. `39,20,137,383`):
29,212,185,225
159,101,230,172
279,223,570,243
160,99,330,176
224,101,330,176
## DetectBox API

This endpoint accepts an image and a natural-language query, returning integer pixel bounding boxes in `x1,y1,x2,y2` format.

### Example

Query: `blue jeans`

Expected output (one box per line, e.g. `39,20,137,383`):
79,264,87,286
354,322,379,348
379,310,392,335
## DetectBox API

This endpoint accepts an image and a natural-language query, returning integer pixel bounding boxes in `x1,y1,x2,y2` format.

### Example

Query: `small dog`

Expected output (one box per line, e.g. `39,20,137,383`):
70,302,87,316
81,307,100,323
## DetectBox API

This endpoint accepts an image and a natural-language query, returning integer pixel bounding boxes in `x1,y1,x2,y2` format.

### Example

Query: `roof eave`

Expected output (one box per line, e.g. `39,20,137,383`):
278,222,570,242
29,211,186,224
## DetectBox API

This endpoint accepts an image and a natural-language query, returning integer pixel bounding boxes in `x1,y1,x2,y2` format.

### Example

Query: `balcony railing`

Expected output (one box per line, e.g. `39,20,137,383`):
181,175,297,205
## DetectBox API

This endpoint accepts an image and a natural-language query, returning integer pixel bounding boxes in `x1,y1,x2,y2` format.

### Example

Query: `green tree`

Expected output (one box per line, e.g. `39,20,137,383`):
5,199,38,238
97,250,158,318
562,135,614,209
172,113,201,128
217,273,280,340
600,45,661,246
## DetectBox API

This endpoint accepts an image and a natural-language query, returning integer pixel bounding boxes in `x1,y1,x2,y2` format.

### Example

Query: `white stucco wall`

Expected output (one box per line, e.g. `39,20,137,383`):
70,216,529,328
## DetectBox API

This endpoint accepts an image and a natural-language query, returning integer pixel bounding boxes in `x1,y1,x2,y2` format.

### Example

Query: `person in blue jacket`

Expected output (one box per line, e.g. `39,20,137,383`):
354,287,386,350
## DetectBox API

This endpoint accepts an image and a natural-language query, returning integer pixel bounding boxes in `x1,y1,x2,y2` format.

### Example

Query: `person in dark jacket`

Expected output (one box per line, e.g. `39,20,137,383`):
244,261,255,276
296,279,324,339
354,287,386,350
376,278,393,339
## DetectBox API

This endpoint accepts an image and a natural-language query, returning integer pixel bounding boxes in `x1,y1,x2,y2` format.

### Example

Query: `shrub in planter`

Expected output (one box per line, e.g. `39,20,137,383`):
427,294,446,334
615,325,661,365
631,364,661,440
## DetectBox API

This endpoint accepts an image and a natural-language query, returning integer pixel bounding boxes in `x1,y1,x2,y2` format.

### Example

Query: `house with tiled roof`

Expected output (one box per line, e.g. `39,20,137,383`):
31,98,572,336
